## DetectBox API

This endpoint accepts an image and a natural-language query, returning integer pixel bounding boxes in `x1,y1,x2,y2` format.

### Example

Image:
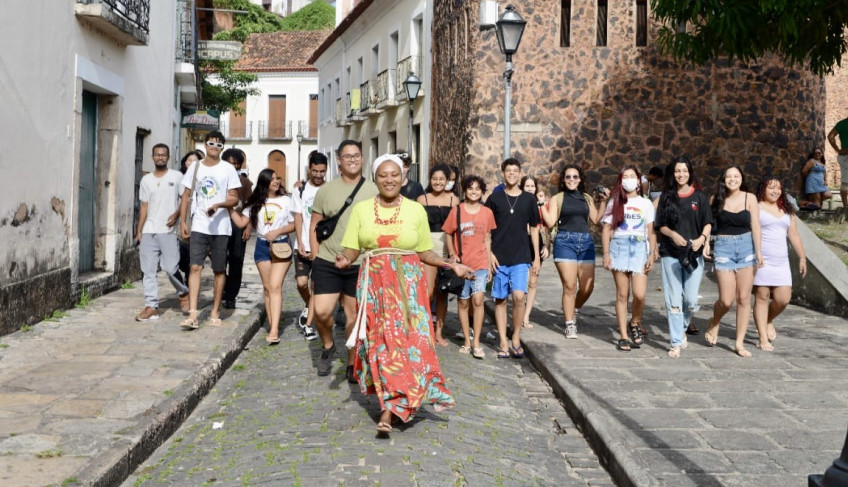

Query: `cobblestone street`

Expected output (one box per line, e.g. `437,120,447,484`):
124,277,613,486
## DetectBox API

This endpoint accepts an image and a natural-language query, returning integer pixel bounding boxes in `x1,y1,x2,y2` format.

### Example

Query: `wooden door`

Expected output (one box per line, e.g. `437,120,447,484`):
268,150,286,189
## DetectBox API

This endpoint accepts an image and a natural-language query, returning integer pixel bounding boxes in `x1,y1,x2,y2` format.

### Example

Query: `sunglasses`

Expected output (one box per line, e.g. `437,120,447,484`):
564,175,580,180
206,141,224,149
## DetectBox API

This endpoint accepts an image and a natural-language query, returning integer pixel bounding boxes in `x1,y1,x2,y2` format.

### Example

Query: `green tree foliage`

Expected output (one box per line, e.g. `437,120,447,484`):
200,1,333,113
651,0,848,76
280,1,335,31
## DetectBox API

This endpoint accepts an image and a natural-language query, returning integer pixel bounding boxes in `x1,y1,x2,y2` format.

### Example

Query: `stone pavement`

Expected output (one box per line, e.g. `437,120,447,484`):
0,244,267,487
510,258,848,486
123,277,613,486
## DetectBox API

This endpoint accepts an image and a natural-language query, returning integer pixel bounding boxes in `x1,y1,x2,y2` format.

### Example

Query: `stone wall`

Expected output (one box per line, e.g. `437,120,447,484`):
431,0,827,196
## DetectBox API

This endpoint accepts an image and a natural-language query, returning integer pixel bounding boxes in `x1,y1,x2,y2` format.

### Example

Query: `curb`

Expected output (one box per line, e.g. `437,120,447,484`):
75,305,265,487
483,301,657,487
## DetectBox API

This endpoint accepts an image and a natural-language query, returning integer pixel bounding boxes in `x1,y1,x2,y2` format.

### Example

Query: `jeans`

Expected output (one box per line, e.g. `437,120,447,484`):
660,255,705,347
140,233,188,308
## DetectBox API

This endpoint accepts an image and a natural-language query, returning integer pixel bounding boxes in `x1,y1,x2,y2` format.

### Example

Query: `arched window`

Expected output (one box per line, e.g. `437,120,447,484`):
267,150,287,188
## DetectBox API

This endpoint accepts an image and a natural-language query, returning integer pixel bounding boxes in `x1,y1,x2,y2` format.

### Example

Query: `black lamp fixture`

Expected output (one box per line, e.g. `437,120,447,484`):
495,5,527,57
403,72,422,101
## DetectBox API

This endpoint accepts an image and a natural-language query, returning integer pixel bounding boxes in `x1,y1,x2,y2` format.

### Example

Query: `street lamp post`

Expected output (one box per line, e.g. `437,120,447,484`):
495,5,527,159
296,131,304,182
403,72,422,175
810,427,848,486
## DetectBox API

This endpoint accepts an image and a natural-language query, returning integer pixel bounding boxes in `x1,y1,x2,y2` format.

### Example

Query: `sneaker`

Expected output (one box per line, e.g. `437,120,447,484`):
136,306,159,322
303,326,318,341
564,321,578,339
178,293,190,314
485,331,497,341
345,365,357,384
317,343,336,376
454,329,474,339
298,308,309,330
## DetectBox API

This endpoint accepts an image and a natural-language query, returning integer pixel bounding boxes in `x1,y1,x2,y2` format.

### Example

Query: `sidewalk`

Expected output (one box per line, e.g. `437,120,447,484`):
509,258,848,486
0,244,267,487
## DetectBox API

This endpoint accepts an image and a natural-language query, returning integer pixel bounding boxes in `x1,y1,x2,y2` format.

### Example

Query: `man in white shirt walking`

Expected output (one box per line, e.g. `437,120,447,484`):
178,131,241,329
135,143,189,321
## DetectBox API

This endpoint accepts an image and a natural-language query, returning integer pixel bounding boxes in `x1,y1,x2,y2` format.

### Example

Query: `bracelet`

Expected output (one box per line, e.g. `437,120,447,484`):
442,262,452,269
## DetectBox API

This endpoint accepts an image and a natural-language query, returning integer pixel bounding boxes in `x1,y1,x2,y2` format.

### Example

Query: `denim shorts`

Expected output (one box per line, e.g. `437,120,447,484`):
491,263,530,299
459,269,489,300
553,231,596,264
609,235,650,274
254,237,289,263
713,232,755,271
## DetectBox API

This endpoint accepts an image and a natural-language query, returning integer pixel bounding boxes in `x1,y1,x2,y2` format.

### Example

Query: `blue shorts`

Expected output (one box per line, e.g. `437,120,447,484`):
254,237,289,263
553,231,596,264
713,233,755,271
491,264,530,299
609,235,650,274
459,269,489,299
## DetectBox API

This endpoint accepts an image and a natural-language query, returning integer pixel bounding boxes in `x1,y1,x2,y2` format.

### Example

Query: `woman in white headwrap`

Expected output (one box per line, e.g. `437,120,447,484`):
336,154,472,435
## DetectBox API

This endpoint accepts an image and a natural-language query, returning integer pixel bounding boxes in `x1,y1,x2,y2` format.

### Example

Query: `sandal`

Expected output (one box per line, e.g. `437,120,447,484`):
616,339,632,352
266,334,280,344
376,422,392,434
735,347,752,358
509,345,525,359
522,321,534,329
628,321,643,347
472,347,485,359
667,346,681,358
686,324,700,335
458,345,471,354
208,317,223,327
496,348,510,359
180,312,199,330
704,318,719,346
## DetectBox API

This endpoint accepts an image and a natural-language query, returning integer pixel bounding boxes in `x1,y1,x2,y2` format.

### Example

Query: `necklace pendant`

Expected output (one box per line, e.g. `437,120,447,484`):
510,209,514,214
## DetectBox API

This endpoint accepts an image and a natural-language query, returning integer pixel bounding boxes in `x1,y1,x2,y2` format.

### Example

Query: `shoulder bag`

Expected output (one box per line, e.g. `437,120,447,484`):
437,205,466,295
315,177,365,242
180,160,202,243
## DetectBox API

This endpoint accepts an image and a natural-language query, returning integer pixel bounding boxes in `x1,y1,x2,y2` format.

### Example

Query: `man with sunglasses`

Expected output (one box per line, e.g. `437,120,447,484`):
178,131,242,329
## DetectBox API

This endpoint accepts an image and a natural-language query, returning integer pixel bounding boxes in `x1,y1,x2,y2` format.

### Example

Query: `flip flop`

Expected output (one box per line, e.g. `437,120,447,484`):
509,345,525,359
376,422,392,434
208,317,223,327
472,347,485,359
496,348,510,359
265,335,280,344
180,314,199,330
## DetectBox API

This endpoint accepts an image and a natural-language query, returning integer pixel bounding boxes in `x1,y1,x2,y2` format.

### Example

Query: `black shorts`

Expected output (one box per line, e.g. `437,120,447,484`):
294,253,313,278
311,257,359,297
189,232,229,272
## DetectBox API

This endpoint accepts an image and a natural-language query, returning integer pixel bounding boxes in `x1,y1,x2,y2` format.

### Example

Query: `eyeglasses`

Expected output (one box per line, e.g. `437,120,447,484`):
564,175,580,180
206,141,224,149
339,153,362,162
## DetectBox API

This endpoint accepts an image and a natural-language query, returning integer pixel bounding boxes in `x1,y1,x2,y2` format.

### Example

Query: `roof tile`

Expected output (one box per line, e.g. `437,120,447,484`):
234,30,330,72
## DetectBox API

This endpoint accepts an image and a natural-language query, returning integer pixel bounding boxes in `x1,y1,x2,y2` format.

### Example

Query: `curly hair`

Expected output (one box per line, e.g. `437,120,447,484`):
559,164,586,193
756,177,795,215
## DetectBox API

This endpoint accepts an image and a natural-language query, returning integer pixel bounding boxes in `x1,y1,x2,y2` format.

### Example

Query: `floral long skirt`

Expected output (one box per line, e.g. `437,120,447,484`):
353,253,455,422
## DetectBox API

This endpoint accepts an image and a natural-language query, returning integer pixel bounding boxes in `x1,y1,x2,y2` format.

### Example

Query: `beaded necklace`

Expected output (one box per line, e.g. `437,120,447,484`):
373,196,402,225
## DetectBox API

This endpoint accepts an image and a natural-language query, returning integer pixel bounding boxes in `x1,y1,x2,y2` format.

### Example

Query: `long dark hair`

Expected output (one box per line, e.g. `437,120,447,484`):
520,175,538,195
559,164,586,193
179,150,204,174
711,165,749,217
609,165,643,229
657,155,699,229
757,177,795,215
245,168,282,229
425,163,452,193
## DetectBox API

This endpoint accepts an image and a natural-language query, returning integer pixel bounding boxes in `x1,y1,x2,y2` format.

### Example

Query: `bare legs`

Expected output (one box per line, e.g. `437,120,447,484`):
255,259,290,340
612,271,647,342
753,285,791,350
423,262,449,346
494,290,526,352
458,293,485,350
554,261,595,321
710,267,755,356
522,269,539,328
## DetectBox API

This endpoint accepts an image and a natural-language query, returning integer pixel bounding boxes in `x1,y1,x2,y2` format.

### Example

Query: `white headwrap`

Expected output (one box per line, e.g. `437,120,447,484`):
371,154,404,178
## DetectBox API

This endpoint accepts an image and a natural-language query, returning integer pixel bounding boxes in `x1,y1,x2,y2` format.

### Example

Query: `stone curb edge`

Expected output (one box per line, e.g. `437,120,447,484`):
482,301,657,487
75,306,265,487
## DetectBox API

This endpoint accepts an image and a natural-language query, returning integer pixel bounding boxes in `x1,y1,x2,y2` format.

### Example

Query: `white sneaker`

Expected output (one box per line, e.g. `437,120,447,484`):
303,326,318,341
485,331,497,341
565,322,578,339
454,329,474,339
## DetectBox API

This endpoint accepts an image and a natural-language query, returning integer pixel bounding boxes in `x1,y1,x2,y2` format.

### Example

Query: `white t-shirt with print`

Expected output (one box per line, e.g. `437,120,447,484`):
140,169,182,234
181,160,241,236
290,182,322,251
602,195,655,238
244,195,294,240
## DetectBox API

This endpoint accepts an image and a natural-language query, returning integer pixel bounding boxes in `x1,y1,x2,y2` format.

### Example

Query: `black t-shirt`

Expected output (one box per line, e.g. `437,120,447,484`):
401,180,425,201
485,190,540,265
655,188,713,258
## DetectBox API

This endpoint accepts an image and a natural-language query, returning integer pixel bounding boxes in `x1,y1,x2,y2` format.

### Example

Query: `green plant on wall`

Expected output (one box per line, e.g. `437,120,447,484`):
201,1,334,114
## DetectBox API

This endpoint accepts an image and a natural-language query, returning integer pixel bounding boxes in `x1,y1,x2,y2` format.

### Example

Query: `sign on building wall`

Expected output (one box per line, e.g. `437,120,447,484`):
181,109,220,130
197,41,242,61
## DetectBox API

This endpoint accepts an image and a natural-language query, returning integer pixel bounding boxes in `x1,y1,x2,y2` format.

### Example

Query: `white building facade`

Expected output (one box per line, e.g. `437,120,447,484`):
311,0,432,181
0,0,189,334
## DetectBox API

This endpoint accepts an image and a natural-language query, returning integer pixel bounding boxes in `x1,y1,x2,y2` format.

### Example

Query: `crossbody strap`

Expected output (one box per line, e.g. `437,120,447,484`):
334,177,365,219
456,203,462,258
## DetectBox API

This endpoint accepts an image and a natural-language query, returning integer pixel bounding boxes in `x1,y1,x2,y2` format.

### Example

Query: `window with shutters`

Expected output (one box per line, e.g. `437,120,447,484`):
308,94,318,138
268,95,287,138
229,100,247,139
